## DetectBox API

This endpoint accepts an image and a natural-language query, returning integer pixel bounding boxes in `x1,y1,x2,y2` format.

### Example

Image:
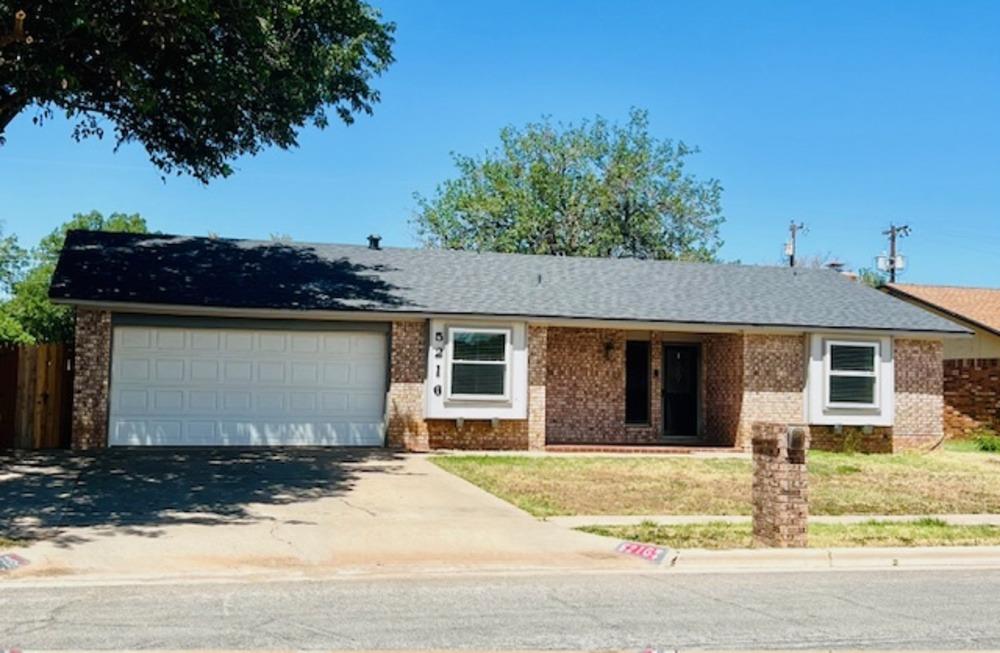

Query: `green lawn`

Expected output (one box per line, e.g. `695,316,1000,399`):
0,537,18,549
431,447,1000,517
578,518,1000,549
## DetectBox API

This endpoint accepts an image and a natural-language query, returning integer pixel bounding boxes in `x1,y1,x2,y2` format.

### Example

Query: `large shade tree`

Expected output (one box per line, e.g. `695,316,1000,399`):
0,1,395,181
413,109,725,261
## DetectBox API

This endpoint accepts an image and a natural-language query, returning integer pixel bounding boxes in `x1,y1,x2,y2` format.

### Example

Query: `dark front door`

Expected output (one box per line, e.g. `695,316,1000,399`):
663,345,699,437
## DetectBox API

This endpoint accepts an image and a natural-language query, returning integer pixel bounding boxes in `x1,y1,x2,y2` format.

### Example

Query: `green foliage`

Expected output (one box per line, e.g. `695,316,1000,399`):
0,211,149,344
413,108,725,261
0,222,25,295
971,429,1000,453
0,310,33,344
857,267,888,288
0,1,395,182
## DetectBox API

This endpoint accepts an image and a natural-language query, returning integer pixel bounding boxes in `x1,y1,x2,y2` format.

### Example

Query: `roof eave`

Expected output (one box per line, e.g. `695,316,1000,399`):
52,297,973,339
884,286,1000,339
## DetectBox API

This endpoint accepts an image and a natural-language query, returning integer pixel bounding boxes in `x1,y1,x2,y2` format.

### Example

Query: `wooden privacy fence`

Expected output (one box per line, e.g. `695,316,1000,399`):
0,343,74,449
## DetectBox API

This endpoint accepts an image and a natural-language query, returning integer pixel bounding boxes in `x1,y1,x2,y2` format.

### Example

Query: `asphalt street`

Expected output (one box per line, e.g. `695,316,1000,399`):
3,568,1000,650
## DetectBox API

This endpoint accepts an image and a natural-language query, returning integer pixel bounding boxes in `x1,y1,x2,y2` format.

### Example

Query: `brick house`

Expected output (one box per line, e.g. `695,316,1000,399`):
885,283,1000,438
51,231,968,453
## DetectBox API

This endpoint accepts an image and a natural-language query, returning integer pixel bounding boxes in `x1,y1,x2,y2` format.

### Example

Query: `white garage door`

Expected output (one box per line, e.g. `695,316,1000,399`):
109,325,387,446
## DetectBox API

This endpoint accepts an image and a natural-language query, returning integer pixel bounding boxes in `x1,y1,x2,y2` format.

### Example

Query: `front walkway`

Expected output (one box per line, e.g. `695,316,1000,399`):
0,449,646,583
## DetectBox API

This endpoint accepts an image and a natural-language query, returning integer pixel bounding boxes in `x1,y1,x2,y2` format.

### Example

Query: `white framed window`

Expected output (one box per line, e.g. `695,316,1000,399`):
824,340,879,409
446,326,512,401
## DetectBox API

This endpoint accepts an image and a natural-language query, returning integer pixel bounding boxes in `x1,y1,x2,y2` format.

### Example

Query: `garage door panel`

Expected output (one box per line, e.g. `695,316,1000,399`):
119,329,152,349
189,391,218,411
110,326,387,446
117,358,150,381
259,333,287,352
154,390,184,411
155,330,186,350
225,332,253,351
323,334,351,354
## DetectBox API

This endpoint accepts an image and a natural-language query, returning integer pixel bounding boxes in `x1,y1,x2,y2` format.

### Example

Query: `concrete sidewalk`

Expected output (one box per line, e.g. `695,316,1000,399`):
548,513,1000,528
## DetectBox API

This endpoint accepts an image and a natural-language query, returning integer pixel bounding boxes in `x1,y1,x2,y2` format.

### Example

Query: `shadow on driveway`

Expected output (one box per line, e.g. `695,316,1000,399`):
0,448,406,547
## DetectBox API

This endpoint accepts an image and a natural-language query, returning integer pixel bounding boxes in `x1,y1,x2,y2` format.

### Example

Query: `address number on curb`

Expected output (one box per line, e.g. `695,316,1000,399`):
616,541,670,564
0,553,28,571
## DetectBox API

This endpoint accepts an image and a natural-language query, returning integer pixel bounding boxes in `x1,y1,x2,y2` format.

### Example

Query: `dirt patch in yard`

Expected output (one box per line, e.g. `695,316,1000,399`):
432,449,1000,517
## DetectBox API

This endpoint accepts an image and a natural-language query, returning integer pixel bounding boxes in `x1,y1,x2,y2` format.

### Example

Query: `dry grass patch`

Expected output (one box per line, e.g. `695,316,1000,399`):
579,518,1000,549
431,448,1000,517
432,455,750,517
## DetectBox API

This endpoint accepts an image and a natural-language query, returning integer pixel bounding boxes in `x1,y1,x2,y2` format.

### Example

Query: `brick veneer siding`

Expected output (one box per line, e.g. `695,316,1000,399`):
71,308,112,449
385,320,548,451
808,425,893,454
703,333,743,446
544,328,664,445
702,333,805,449
893,338,944,450
943,358,1000,437
737,334,807,449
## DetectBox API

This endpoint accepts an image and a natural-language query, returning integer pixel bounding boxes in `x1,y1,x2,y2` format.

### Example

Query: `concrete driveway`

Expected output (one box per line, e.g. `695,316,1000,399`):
0,449,640,582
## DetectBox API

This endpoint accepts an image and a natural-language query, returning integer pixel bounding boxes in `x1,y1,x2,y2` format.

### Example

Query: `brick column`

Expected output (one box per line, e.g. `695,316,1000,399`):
386,320,430,451
752,422,809,548
71,308,112,449
527,325,547,451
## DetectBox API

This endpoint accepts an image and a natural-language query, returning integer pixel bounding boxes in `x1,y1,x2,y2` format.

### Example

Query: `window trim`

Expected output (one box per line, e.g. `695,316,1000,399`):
445,326,513,402
824,339,880,409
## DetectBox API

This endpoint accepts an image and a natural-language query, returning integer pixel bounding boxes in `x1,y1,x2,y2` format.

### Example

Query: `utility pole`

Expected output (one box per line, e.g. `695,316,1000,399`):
785,221,806,267
881,223,911,282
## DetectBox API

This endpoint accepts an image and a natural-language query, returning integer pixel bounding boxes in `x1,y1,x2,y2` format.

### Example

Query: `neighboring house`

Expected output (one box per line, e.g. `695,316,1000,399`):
50,230,969,454
884,283,1000,437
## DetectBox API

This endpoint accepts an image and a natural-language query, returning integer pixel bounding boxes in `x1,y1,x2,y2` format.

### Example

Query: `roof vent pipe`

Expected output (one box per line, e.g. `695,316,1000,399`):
367,234,382,250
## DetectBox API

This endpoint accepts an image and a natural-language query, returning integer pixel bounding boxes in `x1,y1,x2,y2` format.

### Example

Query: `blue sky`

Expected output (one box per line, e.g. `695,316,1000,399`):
2,0,998,285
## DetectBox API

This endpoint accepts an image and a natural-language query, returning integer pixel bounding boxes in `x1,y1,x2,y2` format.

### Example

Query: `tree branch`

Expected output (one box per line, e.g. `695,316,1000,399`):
0,10,28,49
0,91,27,134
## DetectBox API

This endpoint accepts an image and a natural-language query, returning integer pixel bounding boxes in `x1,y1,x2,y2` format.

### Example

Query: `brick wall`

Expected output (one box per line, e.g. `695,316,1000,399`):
703,333,743,445
737,334,806,449
893,338,944,450
943,358,1000,437
544,328,664,444
702,333,805,449
809,425,893,454
385,320,547,451
71,308,112,449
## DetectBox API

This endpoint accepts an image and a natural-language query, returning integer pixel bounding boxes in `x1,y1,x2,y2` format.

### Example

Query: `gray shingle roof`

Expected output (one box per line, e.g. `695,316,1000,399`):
50,230,968,334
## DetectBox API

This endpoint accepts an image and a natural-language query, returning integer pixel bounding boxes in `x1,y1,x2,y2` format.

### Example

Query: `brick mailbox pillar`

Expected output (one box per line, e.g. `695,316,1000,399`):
752,422,809,548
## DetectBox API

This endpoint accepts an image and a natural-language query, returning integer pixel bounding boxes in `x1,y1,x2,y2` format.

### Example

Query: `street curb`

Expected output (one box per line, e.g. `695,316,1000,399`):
670,545,1000,572
4,545,1000,588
